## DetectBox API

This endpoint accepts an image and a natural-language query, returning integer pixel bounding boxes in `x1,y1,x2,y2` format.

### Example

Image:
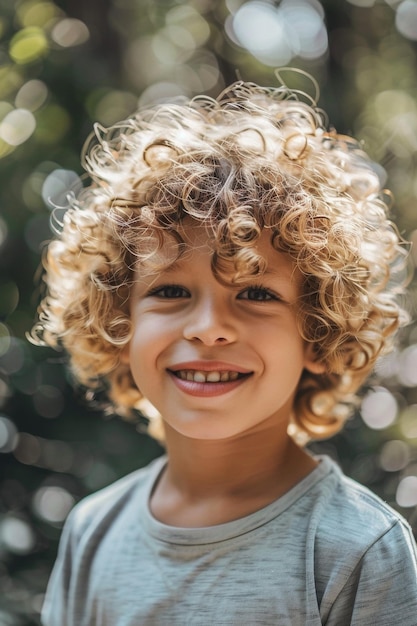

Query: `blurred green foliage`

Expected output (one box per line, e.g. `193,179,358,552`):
1,0,417,623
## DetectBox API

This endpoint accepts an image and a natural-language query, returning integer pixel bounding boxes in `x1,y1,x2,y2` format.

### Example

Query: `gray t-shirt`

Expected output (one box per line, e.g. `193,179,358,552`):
41,455,417,625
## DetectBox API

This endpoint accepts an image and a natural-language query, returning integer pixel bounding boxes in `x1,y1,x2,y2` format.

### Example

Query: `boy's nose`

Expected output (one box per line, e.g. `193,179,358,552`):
183,298,238,346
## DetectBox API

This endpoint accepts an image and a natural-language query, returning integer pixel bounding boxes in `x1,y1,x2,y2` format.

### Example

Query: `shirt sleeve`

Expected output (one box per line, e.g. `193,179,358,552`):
41,509,78,626
327,520,417,626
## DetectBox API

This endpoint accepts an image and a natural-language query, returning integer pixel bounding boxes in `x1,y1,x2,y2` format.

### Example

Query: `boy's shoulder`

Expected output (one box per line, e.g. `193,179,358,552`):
325,457,405,526
312,457,417,618
67,454,166,539
315,456,413,561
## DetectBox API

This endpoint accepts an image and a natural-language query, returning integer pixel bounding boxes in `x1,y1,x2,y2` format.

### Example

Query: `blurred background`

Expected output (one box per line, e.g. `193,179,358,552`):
1,0,417,623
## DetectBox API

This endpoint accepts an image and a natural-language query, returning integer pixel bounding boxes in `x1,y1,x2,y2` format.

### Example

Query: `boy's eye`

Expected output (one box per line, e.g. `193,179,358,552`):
237,286,278,302
148,284,190,299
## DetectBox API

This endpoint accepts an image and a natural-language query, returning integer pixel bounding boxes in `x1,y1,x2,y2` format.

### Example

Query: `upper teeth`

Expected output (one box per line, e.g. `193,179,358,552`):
175,370,240,383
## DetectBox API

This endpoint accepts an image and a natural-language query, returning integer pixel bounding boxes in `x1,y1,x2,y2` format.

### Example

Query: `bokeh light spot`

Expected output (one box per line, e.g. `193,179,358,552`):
0,323,11,358
399,405,417,439
0,416,18,453
196,61,221,91
9,27,49,64
33,486,75,523
375,351,400,379
396,475,417,507
280,0,327,60
396,0,417,41
151,32,182,65
0,516,36,555
0,337,26,374
123,37,154,89
231,0,327,65
226,0,245,13
42,169,82,211
0,109,36,146
92,91,138,127
0,138,15,159
379,439,410,472
0,101,14,122
397,344,417,386
360,387,398,429
83,461,117,491
15,79,48,112
372,90,417,158
24,214,50,253
0,280,19,317
167,24,196,52
14,432,41,466
17,1,60,28
23,171,47,211
166,5,210,47
33,385,64,419
0,377,11,407
0,65,24,100
232,1,294,66
51,18,90,48
138,82,186,107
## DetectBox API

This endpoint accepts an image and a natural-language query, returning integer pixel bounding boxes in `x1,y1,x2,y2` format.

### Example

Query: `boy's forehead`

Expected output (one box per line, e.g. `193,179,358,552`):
180,223,296,274
139,222,216,267
180,222,215,253
138,221,299,285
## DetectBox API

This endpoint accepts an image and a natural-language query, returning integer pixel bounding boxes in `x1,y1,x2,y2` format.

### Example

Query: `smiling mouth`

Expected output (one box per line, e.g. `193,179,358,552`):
171,370,250,383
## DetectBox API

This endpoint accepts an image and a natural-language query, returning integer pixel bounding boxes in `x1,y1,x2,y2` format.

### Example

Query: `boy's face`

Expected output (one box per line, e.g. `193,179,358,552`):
124,223,324,441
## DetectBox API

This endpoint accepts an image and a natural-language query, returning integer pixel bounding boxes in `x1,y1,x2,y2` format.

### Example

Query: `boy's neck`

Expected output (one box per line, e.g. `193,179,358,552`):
150,420,317,527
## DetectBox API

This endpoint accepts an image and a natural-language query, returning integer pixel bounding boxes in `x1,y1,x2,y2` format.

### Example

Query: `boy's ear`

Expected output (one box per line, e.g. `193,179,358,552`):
304,343,326,375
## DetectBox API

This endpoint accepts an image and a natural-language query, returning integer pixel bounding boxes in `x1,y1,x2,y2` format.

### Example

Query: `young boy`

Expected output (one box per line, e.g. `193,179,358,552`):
34,78,417,625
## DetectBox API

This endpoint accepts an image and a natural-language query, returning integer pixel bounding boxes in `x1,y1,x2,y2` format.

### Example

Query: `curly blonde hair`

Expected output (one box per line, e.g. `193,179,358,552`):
32,79,409,443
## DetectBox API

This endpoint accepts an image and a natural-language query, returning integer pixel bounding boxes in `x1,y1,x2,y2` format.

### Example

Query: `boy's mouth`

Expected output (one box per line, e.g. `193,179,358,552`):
167,363,253,396
172,370,248,383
